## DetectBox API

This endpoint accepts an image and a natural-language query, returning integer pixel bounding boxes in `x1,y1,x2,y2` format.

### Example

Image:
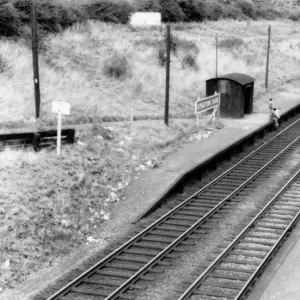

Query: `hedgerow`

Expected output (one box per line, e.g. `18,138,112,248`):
0,0,286,39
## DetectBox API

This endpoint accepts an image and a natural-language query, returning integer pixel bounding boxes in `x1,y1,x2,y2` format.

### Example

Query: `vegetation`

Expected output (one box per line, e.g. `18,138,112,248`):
0,0,296,39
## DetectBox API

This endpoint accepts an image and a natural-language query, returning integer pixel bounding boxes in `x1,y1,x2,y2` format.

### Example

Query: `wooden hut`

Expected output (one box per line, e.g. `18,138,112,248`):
206,73,255,118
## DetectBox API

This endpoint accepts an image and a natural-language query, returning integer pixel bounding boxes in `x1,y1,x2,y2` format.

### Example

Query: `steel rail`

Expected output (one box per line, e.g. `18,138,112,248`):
104,135,300,299
178,167,300,300
46,119,300,300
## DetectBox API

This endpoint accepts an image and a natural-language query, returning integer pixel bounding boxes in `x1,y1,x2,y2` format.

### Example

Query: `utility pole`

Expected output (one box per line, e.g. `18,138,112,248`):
265,25,271,90
31,0,41,119
215,33,219,93
164,24,171,126
215,33,218,79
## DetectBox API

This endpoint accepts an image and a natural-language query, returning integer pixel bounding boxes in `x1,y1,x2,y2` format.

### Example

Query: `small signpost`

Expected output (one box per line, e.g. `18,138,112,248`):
195,93,220,128
52,100,70,155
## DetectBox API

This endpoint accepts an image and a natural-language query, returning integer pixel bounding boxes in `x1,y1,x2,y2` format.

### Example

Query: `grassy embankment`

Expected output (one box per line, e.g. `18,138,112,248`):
1,18,300,293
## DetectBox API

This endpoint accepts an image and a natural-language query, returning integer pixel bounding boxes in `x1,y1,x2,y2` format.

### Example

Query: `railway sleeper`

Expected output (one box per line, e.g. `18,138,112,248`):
226,250,266,259
71,287,136,299
211,271,250,281
192,288,236,298
114,255,173,266
265,213,294,220
242,237,277,246
95,270,154,282
215,265,256,274
83,278,147,290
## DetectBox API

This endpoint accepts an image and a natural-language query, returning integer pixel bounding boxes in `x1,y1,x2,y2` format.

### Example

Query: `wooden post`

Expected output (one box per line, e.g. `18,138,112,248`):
57,110,62,156
164,24,171,126
265,25,271,89
215,33,218,79
31,0,41,119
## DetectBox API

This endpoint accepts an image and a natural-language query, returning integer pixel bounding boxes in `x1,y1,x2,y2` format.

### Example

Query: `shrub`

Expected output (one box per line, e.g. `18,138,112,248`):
205,2,224,21
182,52,199,70
0,55,8,72
236,0,256,19
219,37,244,49
103,53,131,79
158,47,166,66
159,0,186,22
177,0,205,22
84,1,134,24
13,0,83,34
288,11,300,21
135,0,161,12
0,2,21,37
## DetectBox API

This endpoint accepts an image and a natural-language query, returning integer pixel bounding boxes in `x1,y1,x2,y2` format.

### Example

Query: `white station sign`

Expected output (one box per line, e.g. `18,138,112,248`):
52,101,70,115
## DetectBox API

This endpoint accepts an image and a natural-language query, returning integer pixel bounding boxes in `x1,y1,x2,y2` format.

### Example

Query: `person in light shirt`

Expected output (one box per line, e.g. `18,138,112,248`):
272,108,280,128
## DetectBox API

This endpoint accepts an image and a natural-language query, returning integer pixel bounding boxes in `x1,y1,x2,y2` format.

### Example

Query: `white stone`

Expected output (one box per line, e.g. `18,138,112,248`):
103,213,110,221
77,140,87,146
119,140,125,146
146,160,152,167
97,135,104,140
132,155,137,160
87,236,96,242
124,135,133,141
139,165,147,171
109,192,118,202
115,148,125,153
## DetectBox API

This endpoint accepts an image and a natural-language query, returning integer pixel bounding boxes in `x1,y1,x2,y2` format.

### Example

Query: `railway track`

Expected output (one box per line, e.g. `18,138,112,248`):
178,167,300,300
44,118,300,300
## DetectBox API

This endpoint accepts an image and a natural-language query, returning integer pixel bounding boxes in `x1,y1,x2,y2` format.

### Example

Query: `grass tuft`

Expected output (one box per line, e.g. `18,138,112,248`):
103,52,132,80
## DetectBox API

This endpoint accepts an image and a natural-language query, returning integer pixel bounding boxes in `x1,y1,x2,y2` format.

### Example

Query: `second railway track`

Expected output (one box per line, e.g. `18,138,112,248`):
43,118,300,300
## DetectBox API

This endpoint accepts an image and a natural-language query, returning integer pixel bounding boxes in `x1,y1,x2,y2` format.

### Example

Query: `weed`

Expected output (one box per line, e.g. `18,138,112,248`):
182,52,199,71
103,52,132,80
219,37,244,49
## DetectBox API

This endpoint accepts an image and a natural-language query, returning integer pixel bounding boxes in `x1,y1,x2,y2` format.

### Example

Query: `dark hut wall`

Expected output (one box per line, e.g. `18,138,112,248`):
206,79,244,118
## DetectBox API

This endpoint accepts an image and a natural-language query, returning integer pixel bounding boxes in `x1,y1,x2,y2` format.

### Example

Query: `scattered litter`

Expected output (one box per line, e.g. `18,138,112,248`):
1,259,10,270
125,135,133,141
109,192,118,203
87,236,97,242
77,141,87,146
103,213,110,221
139,165,147,171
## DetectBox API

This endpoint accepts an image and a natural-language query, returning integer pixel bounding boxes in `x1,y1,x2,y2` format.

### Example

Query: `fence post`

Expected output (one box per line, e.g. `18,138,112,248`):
164,24,171,126
265,25,271,89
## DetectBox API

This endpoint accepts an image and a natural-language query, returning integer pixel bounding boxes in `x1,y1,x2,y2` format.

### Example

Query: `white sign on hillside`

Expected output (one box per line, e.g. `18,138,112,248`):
130,12,161,27
52,100,71,156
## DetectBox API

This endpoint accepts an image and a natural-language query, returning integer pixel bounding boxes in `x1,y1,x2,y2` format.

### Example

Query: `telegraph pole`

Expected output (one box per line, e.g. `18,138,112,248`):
215,33,218,79
215,33,219,93
265,25,271,89
31,0,41,119
164,24,171,126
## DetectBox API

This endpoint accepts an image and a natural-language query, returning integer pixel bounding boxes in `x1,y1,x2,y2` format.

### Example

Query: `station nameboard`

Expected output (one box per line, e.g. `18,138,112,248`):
195,93,220,114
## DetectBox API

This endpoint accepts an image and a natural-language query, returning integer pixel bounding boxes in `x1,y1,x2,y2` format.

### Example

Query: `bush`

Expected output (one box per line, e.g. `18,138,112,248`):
178,0,205,22
182,52,198,70
84,1,134,24
205,2,224,21
159,0,186,22
135,0,161,12
0,55,8,72
288,11,300,21
103,53,131,79
13,0,84,34
236,0,256,19
158,47,166,66
0,2,21,37
219,37,244,49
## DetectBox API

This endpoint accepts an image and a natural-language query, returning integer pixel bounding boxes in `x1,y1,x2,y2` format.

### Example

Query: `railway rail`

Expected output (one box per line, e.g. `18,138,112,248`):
178,167,300,300
43,119,300,300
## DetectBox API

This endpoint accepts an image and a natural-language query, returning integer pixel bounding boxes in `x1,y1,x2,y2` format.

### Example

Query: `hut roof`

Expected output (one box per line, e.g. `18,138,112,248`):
207,73,255,86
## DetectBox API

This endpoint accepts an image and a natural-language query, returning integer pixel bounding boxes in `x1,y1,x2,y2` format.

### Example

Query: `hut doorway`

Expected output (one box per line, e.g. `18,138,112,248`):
244,85,252,114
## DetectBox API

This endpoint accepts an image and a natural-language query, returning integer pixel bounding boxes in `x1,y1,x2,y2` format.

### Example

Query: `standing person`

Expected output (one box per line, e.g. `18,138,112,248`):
269,98,273,121
273,107,280,128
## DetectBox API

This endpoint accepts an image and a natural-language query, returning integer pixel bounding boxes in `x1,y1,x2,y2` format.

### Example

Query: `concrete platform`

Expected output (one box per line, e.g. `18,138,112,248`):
247,222,300,300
